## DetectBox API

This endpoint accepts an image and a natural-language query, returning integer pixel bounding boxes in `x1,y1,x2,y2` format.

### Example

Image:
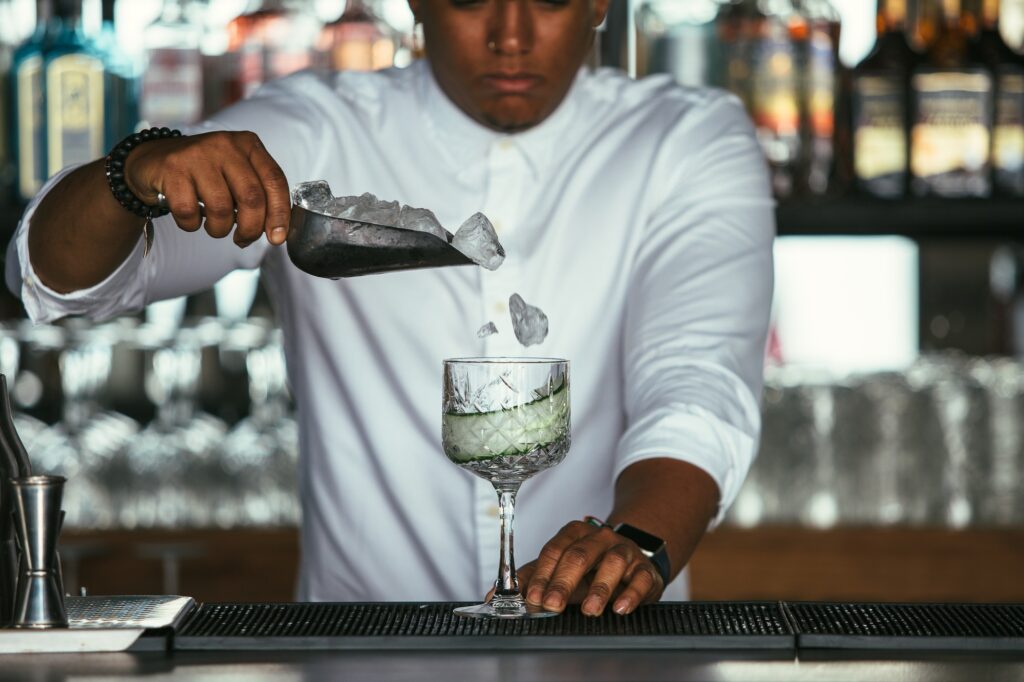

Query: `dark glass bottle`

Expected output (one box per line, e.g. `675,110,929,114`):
968,0,1024,196
850,0,917,198
0,0,15,195
11,0,55,201
910,0,993,197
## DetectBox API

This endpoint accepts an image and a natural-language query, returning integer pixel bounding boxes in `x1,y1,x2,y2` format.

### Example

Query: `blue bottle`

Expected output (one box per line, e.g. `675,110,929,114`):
10,0,55,202
98,0,139,147
41,0,108,186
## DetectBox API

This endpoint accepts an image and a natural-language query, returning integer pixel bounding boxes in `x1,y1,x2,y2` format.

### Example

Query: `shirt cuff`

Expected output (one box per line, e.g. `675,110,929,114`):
7,166,148,323
613,403,757,528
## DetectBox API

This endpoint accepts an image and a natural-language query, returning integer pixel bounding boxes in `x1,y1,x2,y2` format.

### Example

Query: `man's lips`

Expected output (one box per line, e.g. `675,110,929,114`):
481,74,543,94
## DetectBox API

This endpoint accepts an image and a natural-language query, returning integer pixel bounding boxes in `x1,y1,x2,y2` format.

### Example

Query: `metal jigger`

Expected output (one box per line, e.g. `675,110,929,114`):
12,475,68,628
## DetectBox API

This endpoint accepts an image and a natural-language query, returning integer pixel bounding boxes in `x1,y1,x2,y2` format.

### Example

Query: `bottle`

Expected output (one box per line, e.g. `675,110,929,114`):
749,0,806,199
0,0,14,196
226,0,321,103
141,0,203,128
716,0,756,111
968,0,1024,196
910,0,994,198
318,0,396,72
795,0,842,197
850,0,917,198
99,0,138,146
11,0,55,202
635,0,723,87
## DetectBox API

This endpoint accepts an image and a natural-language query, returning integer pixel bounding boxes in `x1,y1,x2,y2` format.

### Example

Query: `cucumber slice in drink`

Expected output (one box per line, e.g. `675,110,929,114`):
443,383,569,462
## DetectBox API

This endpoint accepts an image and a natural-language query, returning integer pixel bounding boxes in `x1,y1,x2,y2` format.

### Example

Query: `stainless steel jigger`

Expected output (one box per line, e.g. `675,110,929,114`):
12,475,68,628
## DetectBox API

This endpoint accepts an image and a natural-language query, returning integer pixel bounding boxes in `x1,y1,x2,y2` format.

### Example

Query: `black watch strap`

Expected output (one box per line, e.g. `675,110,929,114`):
611,522,672,586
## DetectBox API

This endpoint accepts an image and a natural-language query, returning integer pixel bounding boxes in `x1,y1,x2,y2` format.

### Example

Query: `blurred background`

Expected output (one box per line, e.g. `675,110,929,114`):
1,0,1023,604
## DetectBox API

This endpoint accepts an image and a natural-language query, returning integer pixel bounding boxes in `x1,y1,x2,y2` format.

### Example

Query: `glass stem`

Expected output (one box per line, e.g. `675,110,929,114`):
493,482,522,600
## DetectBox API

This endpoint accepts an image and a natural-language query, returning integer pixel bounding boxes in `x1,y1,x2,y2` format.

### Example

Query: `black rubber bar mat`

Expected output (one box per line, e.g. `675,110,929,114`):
174,601,794,651
784,602,1024,652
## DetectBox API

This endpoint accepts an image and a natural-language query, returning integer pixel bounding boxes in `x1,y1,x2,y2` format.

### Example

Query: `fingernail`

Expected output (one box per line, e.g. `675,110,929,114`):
543,593,564,611
583,597,603,616
527,587,543,604
613,599,631,615
271,227,286,243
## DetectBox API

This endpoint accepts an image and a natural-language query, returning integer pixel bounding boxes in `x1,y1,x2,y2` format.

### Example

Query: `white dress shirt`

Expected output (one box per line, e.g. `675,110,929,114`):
7,60,774,602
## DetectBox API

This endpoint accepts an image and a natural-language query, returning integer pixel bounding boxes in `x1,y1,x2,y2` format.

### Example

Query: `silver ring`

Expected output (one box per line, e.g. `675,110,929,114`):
487,40,497,52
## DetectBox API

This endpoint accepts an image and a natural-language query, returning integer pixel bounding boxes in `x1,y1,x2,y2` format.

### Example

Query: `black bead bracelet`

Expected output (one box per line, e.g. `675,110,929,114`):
104,126,182,257
104,126,182,220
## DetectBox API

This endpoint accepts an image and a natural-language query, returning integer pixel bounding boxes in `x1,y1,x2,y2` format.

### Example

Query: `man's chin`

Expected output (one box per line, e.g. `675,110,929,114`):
479,102,548,133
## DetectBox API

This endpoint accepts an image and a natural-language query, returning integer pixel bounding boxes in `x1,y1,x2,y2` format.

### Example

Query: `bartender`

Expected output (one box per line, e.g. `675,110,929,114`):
6,0,773,617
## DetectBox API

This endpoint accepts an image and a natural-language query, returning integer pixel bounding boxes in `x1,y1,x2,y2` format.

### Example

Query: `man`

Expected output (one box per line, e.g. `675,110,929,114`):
7,0,773,617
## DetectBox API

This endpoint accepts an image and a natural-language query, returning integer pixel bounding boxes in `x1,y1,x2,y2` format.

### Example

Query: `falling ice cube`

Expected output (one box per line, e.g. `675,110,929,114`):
477,321,498,338
508,294,548,347
398,205,452,242
452,213,505,271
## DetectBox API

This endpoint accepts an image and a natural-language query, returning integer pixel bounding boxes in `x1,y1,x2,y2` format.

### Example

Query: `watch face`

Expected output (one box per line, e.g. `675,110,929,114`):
614,523,665,555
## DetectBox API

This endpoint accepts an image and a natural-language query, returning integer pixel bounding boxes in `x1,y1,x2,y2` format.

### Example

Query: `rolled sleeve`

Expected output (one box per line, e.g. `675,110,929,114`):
5,166,148,323
616,92,775,525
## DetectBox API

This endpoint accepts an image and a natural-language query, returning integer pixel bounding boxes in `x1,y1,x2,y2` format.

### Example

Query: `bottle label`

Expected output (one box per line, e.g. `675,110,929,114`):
46,54,105,177
853,73,907,198
16,55,44,201
993,71,1024,195
142,48,203,127
911,69,993,197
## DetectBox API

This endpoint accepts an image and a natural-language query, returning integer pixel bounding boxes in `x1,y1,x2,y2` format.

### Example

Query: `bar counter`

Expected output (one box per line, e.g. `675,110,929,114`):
2,647,1024,681
4,600,1024,681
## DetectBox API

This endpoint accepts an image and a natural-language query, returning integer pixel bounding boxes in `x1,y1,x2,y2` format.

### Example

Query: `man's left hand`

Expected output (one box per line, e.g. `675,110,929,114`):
515,520,665,617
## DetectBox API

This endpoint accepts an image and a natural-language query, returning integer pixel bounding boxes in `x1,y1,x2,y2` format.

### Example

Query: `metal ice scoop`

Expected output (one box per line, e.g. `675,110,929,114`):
155,195,474,279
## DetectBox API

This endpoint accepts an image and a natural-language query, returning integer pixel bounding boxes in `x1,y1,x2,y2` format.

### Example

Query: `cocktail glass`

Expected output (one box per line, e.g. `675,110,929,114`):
442,357,570,619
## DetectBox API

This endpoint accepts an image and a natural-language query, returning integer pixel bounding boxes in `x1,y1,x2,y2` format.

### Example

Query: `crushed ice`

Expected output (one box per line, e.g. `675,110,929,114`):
477,322,498,338
508,294,549,347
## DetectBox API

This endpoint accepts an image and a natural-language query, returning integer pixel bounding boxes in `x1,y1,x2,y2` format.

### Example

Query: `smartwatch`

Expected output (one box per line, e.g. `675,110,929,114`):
612,523,672,586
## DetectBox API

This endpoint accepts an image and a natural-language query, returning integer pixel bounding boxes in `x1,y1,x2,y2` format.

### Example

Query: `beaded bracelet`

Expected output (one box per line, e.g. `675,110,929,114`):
104,126,182,257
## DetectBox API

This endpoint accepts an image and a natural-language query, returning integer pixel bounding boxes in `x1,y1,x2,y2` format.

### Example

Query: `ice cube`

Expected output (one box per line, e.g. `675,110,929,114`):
292,181,335,213
508,294,548,347
339,192,401,225
452,213,505,271
477,321,498,338
398,205,452,242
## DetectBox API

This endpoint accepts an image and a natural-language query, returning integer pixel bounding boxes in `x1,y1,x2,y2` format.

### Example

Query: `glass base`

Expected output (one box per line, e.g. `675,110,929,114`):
454,597,559,620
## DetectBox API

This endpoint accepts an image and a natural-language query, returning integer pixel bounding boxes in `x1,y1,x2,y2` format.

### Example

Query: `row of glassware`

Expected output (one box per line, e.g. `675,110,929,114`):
4,309,1022,530
734,354,1024,529
1,313,299,530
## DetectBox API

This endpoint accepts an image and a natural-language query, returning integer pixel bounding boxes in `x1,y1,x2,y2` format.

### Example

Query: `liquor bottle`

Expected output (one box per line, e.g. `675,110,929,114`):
43,0,107,181
141,0,203,128
0,0,14,196
635,0,723,87
910,0,993,198
99,0,138,146
795,0,841,197
11,0,55,201
750,0,806,198
226,0,321,103
968,0,1024,196
850,0,917,198
318,0,396,72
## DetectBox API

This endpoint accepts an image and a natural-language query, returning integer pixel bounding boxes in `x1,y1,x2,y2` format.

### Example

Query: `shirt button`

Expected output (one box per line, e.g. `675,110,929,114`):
493,220,504,234
487,504,499,517
493,301,507,315
498,140,513,152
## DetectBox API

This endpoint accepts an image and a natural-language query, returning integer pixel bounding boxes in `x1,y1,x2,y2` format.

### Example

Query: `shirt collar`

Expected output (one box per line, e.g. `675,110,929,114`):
417,60,586,182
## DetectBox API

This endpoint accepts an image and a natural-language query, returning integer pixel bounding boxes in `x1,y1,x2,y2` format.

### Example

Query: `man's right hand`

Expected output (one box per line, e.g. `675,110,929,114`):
125,131,292,248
